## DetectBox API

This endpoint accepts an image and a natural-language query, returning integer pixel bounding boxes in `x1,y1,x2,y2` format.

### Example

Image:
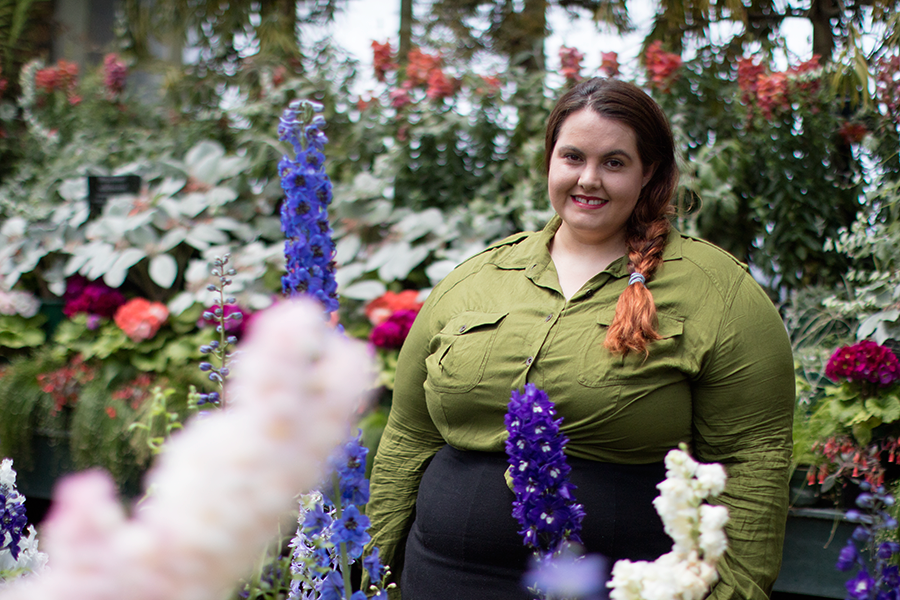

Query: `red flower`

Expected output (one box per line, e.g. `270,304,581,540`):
426,68,454,101
372,40,397,82
755,72,789,119
559,46,585,83
365,290,423,325
34,67,59,93
114,298,169,342
405,48,441,87
644,41,682,91
34,59,80,101
839,121,868,145
737,56,765,102
600,52,620,78
37,355,96,415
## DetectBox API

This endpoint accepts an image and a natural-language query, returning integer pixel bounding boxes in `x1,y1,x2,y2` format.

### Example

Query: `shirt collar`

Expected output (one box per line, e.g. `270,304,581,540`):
489,214,683,276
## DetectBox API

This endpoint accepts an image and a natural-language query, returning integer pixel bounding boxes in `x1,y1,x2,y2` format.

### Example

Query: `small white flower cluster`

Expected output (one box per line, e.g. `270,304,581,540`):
0,290,40,318
0,299,375,600
608,447,729,600
0,459,48,581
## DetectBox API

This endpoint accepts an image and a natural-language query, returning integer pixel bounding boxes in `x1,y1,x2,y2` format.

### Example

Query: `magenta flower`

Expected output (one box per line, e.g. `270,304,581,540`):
63,275,125,319
369,309,417,349
825,340,900,387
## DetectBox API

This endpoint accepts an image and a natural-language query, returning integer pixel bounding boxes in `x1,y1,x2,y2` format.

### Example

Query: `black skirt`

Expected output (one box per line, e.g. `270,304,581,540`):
400,445,670,600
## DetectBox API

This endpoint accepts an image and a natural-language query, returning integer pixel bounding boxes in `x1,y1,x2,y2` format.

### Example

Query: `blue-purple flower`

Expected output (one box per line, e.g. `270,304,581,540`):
505,383,584,557
0,488,28,561
525,546,608,600
288,432,390,600
278,100,339,315
836,482,900,600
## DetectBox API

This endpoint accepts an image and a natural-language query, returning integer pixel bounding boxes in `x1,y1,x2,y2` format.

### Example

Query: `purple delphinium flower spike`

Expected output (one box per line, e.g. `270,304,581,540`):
505,383,584,558
278,100,339,315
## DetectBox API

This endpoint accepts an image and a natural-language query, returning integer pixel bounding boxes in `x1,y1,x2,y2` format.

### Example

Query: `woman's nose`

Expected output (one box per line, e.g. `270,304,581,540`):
578,166,602,190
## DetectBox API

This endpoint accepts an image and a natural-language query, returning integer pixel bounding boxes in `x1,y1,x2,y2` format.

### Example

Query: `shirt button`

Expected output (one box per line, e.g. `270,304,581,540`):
545,313,553,322
525,356,533,366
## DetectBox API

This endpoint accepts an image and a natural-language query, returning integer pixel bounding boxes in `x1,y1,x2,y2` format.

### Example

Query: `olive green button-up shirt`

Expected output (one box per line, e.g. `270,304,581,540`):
367,216,795,600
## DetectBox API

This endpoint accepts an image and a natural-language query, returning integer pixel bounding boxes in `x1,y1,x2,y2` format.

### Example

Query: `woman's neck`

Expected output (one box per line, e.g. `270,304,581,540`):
549,226,627,300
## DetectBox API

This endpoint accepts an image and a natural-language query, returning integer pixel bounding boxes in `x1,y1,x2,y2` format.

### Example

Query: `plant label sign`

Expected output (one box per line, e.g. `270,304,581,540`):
87,175,142,218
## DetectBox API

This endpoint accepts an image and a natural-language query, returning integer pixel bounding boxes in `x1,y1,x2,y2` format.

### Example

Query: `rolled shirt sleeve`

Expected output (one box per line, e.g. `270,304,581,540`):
692,274,795,600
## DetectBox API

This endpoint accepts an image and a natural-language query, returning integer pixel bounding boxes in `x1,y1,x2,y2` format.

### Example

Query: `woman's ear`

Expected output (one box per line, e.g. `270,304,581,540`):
642,163,657,189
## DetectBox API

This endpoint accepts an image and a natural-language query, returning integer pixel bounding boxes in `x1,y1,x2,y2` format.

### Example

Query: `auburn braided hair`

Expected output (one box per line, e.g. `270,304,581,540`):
544,78,679,355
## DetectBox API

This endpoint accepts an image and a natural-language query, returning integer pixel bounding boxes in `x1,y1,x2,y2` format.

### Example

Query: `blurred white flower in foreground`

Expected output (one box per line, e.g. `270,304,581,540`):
607,447,728,600
0,299,375,600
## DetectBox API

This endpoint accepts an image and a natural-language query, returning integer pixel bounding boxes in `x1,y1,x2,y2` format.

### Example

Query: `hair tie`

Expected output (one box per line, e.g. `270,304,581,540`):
628,272,646,286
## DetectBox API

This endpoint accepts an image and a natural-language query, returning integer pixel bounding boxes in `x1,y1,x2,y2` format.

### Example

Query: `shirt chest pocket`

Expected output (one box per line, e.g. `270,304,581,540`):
577,311,685,388
426,311,508,393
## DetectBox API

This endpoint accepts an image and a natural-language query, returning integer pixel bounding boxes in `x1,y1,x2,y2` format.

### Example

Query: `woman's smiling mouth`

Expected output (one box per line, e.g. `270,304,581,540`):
572,195,608,207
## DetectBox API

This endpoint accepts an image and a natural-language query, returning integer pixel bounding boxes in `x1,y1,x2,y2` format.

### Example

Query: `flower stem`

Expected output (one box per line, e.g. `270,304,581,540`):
332,472,353,600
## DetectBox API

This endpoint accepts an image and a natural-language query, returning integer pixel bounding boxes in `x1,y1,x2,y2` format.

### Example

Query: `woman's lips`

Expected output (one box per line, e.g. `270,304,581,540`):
572,195,608,207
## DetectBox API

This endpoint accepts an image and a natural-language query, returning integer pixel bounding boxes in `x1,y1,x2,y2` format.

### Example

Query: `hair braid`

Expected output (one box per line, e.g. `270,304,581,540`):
603,217,671,356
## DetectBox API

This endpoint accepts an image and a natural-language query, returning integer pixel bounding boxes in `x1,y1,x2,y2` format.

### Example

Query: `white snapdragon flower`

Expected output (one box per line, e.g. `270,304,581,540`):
698,504,729,561
694,464,727,497
608,447,729,600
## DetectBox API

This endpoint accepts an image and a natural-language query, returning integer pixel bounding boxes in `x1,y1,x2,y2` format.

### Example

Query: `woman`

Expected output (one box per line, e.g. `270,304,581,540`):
366,78,794,600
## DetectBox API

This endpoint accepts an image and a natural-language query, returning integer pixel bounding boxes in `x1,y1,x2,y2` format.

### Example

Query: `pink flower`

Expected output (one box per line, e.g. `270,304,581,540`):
389,86,412,109
103,53,128,97
826,340,900,387
369,309,418,349
559,46,585,83
600,52,620,78
114,298,168,342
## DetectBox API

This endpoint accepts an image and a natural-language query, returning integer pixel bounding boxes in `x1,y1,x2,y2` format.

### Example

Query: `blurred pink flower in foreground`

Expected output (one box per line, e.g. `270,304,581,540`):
0,299,375,600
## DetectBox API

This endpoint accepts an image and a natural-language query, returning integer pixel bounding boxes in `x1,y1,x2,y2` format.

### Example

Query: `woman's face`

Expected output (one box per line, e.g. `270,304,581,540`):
548,109,653,249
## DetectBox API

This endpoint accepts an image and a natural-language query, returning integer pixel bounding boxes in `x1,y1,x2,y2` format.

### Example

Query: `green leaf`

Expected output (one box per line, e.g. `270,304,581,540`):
0,313,46,348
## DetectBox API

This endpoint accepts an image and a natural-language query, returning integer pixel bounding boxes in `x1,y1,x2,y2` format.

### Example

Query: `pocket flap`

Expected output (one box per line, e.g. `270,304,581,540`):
443,311,508,336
